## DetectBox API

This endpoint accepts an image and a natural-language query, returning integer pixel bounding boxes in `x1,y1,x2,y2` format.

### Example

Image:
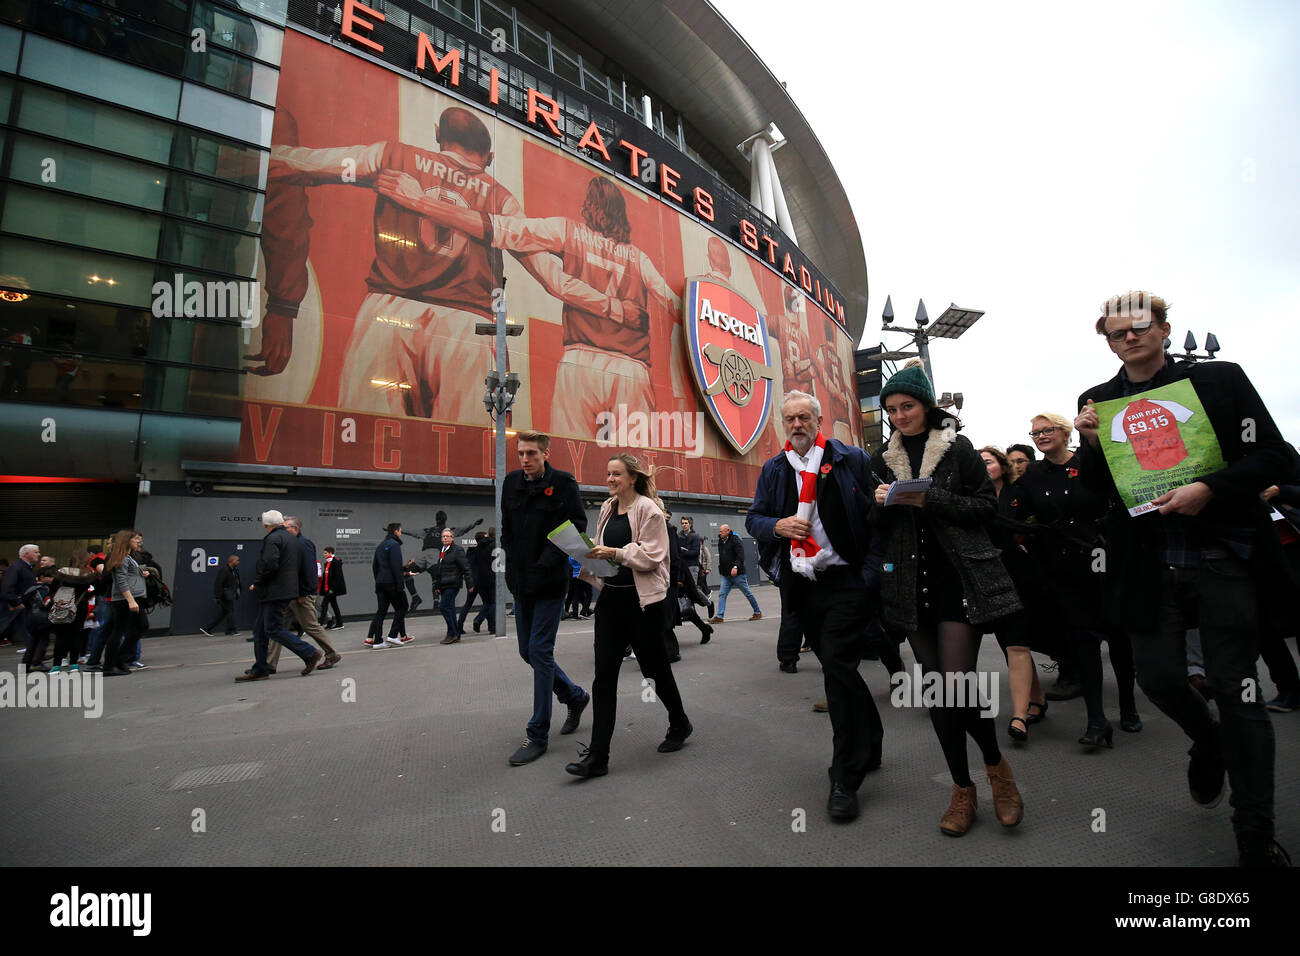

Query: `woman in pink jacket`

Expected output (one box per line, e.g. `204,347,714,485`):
566,453,692,777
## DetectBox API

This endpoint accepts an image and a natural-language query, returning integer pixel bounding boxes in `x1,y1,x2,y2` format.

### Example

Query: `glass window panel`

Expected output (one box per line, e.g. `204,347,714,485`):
0,23,20,73
517,26,547,68
1,351,149,411
17,86,174,165
20,35,181,118
0,76,10,119
196,0,285,65
478,2,512,47
172,128,269,190
0,293,153,365
185,44,279,105
8,135,168,211
178,83,273,146
158,219,260,277
165,171,263,232
553,49,580,86
0,238,155,308
583,68,608,101
1,185,162,259
435,0,475,29
25,2,188,74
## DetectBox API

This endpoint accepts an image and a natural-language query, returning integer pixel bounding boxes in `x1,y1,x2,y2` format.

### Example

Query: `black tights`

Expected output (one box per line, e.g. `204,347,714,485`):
909,622,1001,788
1071,627,1139,727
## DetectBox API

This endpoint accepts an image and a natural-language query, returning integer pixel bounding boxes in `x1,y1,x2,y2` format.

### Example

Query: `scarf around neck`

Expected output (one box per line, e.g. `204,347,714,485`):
784,432,832,580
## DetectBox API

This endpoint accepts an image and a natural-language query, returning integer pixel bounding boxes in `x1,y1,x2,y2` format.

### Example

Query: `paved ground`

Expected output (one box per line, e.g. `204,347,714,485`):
3,589,1297,867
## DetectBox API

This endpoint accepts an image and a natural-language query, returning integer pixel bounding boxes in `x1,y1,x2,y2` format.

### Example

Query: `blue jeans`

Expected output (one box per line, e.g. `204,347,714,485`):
439,586,462,637
718,572,760,618
515,595,583,744
252,599,316,674
85,601,114,665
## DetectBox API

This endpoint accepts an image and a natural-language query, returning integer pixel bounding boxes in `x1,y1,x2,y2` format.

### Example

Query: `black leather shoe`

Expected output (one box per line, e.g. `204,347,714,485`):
1188,739,1225,807
1238,837,1291,868
1045,678,1082,701
779,661,797,673
560,692,589,735
473,620,482,633
1120,711,1143,733
1078,721,1114,750
409,595,423,611
508,739,547,766
700,624,713,645
565,747,608,778
657,720,692,753
827,782,859,821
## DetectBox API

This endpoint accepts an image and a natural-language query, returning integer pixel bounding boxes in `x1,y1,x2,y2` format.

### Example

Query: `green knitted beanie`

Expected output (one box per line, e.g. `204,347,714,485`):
880,358,935,405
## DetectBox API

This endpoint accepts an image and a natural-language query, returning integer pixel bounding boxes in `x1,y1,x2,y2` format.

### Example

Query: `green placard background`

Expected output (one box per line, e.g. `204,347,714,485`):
1092,379,1226,515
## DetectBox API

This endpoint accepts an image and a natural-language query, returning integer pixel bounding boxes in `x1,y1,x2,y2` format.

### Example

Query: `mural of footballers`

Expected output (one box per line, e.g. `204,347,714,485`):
267,106,618,421
374,171,680,438
815,317,856,444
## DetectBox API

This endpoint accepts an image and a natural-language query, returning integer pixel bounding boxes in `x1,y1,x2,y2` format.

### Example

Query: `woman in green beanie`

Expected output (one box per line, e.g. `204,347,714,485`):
871,359,1025,837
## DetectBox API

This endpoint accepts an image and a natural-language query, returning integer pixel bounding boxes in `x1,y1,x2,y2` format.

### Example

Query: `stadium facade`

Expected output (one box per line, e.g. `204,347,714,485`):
0,0,868,631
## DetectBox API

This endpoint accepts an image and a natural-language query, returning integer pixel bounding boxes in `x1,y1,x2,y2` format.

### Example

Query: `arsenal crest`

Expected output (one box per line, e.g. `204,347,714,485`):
683,277,776,455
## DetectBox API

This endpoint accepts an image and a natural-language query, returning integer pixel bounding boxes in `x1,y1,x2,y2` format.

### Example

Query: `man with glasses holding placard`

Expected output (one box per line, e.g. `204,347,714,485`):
1074,291,1293,867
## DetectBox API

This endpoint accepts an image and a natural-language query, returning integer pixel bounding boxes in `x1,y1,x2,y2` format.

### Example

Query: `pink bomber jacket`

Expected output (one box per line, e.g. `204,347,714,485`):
593,494,670,609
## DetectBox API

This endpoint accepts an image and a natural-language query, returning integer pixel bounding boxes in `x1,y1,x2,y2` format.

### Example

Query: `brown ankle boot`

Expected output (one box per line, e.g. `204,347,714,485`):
939,783,977,836
985,756,1023,827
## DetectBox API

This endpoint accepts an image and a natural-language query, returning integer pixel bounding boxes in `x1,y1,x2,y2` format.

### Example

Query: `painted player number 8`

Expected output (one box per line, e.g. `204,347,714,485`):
720,349,756,407
1128,414,1169,435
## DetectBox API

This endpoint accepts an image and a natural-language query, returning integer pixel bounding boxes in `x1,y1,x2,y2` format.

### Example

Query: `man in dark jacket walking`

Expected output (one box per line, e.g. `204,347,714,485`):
408,528,470,644
236,510,321,681
459,531,496,634
1075,290,1292,867
368,523,408,647
267,517,340,669
200,554,241,636
709,526,762,623
746,391,885,822
501,431,590,766
0,544,40,646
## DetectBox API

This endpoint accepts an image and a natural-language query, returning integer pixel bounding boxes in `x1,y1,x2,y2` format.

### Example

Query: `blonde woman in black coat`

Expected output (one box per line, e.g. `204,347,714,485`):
871,359,1024,837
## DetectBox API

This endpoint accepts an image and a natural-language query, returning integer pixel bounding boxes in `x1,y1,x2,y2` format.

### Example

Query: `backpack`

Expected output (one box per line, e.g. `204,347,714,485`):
142,563,172,611
48,581,79,624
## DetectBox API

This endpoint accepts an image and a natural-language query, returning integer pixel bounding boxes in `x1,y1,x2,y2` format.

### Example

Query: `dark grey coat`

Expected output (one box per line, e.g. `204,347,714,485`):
871,428,1022,630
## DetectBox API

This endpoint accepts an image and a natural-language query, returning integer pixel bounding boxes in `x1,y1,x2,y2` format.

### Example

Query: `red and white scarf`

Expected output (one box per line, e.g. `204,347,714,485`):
785,432,831,580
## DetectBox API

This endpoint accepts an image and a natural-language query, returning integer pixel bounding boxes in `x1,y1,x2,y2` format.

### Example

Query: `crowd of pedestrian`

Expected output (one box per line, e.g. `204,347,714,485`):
6,289,1295,869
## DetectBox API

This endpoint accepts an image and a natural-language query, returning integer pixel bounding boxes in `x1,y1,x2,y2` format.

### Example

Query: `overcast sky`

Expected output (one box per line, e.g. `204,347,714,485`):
714,0,1300,452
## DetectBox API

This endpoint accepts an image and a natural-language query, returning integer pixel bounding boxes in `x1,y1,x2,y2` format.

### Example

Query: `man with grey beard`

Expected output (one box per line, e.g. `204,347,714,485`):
746,391,884,822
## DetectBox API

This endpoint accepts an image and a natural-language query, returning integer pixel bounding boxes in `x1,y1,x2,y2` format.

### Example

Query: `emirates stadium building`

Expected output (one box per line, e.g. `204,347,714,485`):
0,0,868,631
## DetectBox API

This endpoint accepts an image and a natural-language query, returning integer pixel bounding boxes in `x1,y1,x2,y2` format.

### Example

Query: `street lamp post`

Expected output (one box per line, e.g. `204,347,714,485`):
475,282,522,637
880,295,985,395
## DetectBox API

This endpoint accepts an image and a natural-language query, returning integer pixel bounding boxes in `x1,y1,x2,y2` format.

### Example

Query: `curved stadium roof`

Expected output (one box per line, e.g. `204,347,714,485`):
545,0,869,343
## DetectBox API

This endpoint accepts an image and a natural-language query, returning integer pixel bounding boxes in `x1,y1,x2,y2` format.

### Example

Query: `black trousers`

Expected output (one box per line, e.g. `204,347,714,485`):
777,589,803,664
51,621,85,667
784,567,884,790
202,598,236,633
320,593,343,627
369,586,408,639
590,585,687,760
1128,550,1274,841
103,599,145,671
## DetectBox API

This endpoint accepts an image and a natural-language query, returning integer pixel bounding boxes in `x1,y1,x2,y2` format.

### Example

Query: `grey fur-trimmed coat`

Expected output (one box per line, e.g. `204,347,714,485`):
871,427,1022,631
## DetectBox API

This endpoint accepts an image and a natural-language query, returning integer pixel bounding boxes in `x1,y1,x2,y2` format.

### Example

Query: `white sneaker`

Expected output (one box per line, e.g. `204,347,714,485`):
383,636,403,646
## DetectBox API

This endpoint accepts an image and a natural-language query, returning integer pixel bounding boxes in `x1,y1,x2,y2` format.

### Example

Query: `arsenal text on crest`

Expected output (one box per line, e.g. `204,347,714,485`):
697,299,762,345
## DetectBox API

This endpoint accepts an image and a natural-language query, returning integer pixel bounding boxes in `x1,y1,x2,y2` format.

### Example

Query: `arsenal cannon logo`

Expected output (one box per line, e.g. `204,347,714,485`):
683,277,775,455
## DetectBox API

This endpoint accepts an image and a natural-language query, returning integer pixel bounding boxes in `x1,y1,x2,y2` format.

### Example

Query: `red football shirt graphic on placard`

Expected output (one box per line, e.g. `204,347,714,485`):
1110,398,1194,470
